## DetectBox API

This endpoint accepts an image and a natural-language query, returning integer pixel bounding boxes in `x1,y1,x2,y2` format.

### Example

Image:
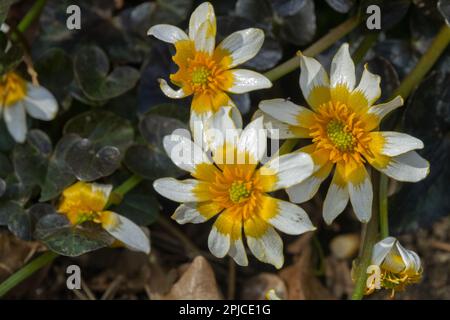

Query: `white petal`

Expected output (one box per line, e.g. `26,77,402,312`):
229,238,248,266
299,54,330,104
147,24,189,43
24,84,58,120
330,43,355,90
246,226,284,269
259,98,314,127
260,152,314,191
171,203,208,224
4,102,27,143
189,2,216,40
353,64,381,105
153,178,205,202
371,236,397,266
377,132,424,157
267,199,316,235
217,28,264,68
194,20,215,54
286,165,331,203
237,116,266,163
367,95,403,121
377,151,429,182
163,134,211,173
190,110,213,150
227,69,272,94
91,183,113,201
347,167,373,223
208,225,230,258
257,109,303,139
158,78,187,98
103,212,150,254
323,171,349,225
205,106,240,153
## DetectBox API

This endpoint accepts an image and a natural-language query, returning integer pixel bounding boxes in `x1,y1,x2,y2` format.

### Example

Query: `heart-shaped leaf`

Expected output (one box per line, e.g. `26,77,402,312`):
35,213,114,256
74,45,140,101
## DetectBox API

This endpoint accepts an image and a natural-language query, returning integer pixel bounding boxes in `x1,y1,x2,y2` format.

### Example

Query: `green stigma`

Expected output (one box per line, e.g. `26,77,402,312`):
326,120,355,151
229,181,251,203
191,67,210,85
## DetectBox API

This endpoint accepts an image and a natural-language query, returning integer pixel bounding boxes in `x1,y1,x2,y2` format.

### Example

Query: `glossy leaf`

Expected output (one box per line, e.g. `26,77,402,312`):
35,213,114,257
74,45,140,101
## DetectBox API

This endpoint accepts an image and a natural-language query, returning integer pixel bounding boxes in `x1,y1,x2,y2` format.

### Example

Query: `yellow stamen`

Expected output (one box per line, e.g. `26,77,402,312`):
0,72,27,107
326,119,355,152
191,66,210,85
309,101,371,164
229,181,252,203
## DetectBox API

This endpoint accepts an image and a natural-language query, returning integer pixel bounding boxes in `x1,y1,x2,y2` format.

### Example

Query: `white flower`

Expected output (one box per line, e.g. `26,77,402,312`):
148,2,272,132
0,71,58,143
366,237,422,296
58,181,151,254
153,107,315,268
259,43,429,224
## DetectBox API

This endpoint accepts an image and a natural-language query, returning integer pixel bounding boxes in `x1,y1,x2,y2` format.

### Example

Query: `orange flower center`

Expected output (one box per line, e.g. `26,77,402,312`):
0,72,27,107
310,101,371,164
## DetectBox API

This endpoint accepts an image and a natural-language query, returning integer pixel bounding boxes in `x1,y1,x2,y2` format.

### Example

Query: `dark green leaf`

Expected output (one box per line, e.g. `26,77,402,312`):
325,0,355,13
0,200,32,240
124,115,186,180
272,0,307,17
439,0,450,25
35,213,114,256
113,193,160,226
64,110,134,153
278,0,316,46
390,72,450,233
35,48,73,105
74,45,140,101
13,130,52,188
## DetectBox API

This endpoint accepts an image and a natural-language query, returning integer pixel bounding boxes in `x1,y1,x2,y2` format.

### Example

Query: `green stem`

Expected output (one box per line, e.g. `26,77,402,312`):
352,24,450,300
264,15,361,82
110,174,143,201
0,251,57,298
379,174,389,239
352,32,379,65
351,172,380,300
392,25,450,99
0,174,144,298
17,0,47,33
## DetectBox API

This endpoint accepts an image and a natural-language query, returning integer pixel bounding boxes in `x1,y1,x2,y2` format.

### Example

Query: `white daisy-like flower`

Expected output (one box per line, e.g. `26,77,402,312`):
0,71,58,143
153,107,315,268
147,2,272,134
58,181,151,254
259,43,430,224
366,236,422,296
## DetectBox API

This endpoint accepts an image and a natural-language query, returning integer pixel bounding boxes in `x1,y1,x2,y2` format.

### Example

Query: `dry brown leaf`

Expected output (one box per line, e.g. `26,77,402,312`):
324,256,354,298
280,243,335,300
241,272,287,300
163,256,223,300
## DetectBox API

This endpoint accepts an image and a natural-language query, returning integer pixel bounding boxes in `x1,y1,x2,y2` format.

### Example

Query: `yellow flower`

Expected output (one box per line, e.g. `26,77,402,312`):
153,108,315,268
147,2,272,130
259,43,430,224
366,237,422,297
0,71,58,143
58,181,150,254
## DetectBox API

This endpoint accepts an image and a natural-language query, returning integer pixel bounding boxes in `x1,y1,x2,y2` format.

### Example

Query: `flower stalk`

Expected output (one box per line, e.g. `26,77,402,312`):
264,15,361,82
17,0,48,33
0,251,58,298
352,24,450,300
